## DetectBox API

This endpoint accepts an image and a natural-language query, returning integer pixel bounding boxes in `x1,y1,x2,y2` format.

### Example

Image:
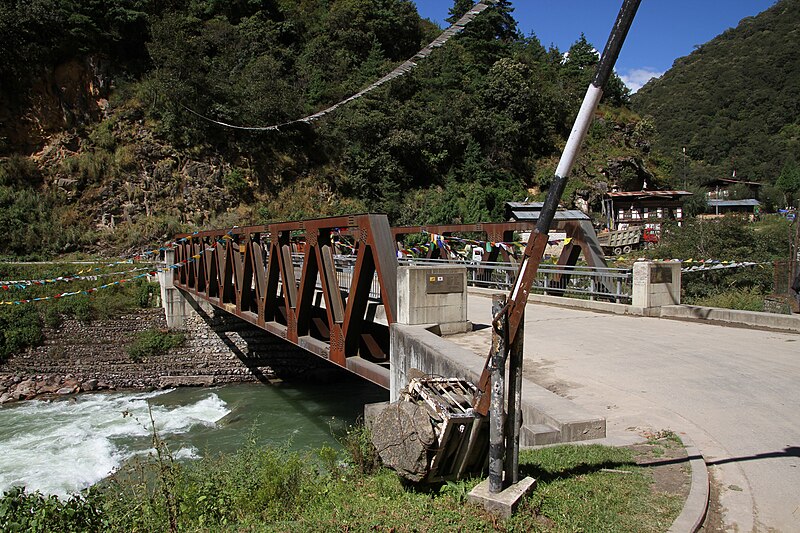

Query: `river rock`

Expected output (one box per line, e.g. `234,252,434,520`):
15,379,37,400
371,401,437,483
38,375,63,394
56,385,78,395
0,392,13,404
81,379,99,391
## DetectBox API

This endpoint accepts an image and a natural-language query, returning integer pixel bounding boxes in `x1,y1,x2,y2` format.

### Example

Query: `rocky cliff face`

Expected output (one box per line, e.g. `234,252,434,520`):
2,55,255,254
1,57,111,155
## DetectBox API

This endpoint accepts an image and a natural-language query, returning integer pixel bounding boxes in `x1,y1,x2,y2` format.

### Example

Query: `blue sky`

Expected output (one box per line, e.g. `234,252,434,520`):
412,0,778,91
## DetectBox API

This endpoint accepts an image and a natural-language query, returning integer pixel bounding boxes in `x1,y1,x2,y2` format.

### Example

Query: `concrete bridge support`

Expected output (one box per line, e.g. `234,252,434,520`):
158,249,192,329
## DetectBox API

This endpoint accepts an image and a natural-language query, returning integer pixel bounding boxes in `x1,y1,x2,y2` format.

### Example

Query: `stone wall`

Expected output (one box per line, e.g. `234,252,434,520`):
1,304,342,403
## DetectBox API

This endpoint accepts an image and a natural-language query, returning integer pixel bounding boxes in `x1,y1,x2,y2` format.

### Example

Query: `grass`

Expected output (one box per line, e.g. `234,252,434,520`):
127,329,185,362
0,261,161,362
686,287,766,312
0,428,685,532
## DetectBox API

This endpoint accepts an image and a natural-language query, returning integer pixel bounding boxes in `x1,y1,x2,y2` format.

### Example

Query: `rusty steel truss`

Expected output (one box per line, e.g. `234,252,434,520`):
172,215,610,390
172,214,398,388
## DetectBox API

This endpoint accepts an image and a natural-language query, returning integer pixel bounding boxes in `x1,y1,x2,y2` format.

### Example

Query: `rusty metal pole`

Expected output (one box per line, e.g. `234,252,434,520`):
488,294,507,493
504,306,523,485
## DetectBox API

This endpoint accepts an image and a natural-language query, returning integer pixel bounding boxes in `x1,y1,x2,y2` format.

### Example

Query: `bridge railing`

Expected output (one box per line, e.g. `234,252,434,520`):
287,252,632,303
400,258,633,303
289,253,383,299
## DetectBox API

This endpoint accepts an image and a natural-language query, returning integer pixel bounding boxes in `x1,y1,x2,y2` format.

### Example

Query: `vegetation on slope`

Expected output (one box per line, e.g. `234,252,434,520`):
0,262,160,362
633,0,800,200
0,0,654,257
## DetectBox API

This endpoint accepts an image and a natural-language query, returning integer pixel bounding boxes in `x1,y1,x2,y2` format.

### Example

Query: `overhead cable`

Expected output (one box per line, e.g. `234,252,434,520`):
181,0,498,131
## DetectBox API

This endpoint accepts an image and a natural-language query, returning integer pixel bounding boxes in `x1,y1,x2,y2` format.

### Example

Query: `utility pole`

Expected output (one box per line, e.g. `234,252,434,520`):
794,194,800,268
683,147,687,189
470,0,642,511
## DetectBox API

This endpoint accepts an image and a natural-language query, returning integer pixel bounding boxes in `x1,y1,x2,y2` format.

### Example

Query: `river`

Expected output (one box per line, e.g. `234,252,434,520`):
0,379,387,498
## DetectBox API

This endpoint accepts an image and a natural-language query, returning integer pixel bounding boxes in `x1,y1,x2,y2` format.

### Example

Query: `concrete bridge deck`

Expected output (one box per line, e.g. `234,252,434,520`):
451,292,799,532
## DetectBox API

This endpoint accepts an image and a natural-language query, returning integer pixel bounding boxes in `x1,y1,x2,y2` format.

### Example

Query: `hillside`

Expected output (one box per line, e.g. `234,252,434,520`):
633,0,800,196
0,0,662,258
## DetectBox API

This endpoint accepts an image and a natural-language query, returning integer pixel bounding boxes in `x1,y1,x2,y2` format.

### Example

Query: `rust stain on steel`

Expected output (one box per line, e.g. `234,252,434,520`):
173,214,397,389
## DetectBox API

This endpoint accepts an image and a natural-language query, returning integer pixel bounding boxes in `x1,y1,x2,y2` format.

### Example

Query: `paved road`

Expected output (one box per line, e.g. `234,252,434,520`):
463,294,800,532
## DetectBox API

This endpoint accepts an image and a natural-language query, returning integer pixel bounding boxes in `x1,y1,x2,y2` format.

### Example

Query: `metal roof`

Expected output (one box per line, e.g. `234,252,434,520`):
506,201,545,209
505,201,591,221
707,178,763,187
707,199,761,207
606,190,693,199
510,210,591,221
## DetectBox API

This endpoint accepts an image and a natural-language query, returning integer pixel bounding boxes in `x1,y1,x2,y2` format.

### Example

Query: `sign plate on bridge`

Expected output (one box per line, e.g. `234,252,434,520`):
651,265,673,284
426,273,464,294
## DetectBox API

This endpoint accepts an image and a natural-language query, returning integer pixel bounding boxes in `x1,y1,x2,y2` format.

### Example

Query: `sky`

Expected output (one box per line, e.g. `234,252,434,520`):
412,0,779,92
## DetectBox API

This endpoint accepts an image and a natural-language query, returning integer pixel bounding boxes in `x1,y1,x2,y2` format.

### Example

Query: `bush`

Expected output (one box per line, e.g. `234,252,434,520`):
222,168,249,196
56,294,93,323
687,288,765,312
135,280,160,308
180,443,308,528
100,438,311,531
338,422,381,476
0,486,105,532
0,305,43,362
127,329,184,362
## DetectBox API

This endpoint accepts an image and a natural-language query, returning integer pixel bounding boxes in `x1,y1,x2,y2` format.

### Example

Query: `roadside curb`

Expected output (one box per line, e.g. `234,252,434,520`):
668,433,709,533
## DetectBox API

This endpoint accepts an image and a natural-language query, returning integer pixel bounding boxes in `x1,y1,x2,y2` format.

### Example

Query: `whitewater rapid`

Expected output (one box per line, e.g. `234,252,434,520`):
0,390,230,497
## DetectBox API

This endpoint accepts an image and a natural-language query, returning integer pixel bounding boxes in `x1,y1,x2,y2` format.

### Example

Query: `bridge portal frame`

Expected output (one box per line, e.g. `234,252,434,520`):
172,214,398,388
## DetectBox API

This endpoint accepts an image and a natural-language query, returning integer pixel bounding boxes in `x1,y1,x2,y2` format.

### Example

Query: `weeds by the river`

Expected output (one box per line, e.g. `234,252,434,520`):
0,420,685,532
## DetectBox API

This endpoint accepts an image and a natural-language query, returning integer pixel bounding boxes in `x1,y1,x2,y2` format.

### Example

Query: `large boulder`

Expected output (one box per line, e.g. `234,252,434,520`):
371,401,437,483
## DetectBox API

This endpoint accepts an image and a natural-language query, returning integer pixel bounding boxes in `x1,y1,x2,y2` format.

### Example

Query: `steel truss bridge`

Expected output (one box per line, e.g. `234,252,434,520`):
172,214,616,388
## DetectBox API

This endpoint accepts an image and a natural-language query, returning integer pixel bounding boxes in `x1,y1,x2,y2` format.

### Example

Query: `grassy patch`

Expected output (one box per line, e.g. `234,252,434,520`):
0,433,685,532
127,329,184,362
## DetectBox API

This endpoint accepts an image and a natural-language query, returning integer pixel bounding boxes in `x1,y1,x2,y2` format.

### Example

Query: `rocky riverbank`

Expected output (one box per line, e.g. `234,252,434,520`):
0,307,339,407
0,373,116,404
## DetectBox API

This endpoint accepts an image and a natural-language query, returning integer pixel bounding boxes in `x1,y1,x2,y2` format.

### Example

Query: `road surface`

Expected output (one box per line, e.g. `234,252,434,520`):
460,294,800,532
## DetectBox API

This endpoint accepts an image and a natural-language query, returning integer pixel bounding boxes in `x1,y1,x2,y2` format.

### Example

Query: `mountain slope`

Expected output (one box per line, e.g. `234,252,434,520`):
632,0,800,185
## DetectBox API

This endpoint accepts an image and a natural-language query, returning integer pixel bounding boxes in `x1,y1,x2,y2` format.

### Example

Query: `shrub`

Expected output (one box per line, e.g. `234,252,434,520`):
88,120,117,151
0,487,105,532
135,280,160,308
177,443,308,528
56,294,93,323
222,168,249,196
339,422,381,476
127,329,184,362
43,305,63,329
686,287,766,312
0,305,43,362
0,155,42,187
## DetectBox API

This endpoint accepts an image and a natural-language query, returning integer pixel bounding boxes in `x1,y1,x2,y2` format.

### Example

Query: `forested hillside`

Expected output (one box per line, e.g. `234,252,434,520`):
633,0,800,205
0,0,662,258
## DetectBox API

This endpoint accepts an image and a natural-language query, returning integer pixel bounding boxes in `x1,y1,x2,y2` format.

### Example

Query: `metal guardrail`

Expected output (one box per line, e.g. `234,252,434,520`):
287,253,632,304
400,258,633,304
288,253,383,299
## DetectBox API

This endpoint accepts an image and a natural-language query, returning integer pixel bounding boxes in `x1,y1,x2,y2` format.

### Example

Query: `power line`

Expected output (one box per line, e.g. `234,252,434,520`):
181,0,497,131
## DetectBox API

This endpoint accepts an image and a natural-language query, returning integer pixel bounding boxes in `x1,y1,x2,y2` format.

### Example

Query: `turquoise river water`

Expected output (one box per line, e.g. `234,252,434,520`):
0,379,387,497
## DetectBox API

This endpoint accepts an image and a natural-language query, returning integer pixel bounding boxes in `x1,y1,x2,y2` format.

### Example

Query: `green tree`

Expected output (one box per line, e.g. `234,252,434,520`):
776,159,800,207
